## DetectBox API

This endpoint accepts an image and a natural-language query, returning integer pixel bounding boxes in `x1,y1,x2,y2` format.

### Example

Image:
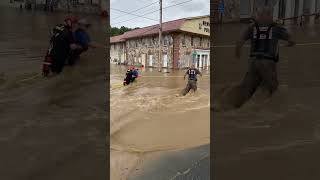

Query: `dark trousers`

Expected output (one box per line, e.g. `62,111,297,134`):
131,77,136,82
68,48,86,65
124,77,131,85
181,80,198,96
50,52,68,74
220,58,278,108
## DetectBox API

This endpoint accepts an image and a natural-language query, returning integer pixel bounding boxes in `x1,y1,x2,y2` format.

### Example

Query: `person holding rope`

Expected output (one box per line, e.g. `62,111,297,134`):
218,6,295,110
42,16,78,76
68,19,105,65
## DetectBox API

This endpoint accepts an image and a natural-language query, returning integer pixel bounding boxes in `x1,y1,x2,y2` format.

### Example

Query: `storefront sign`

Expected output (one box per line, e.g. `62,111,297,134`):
199,20,210,33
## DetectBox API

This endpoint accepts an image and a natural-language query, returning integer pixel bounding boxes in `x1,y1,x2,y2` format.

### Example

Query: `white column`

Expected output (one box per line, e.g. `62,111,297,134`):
310,0,316,24
273,1,279,20
285,0,292,18
299,0,303,16
199,54,203,68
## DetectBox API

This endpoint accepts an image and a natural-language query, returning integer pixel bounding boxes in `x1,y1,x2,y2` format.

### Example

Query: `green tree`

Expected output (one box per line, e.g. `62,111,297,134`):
110,26,140,36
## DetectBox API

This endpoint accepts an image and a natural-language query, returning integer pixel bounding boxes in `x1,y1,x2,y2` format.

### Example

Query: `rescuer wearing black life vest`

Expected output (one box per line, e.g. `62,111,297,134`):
233,6,295,107
123,68,134,86
42,16,78,76
181,64,202,96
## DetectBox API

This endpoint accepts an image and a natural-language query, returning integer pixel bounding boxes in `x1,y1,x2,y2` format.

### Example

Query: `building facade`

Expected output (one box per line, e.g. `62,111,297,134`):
110,16,210,69
22,0,107,14
221,0,320,24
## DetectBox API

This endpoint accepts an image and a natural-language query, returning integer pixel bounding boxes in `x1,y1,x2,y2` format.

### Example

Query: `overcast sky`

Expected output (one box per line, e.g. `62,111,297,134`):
110,0,209,28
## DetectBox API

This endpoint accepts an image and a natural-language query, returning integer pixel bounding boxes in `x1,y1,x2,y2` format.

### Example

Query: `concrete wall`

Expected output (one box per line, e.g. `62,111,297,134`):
110,43,125,64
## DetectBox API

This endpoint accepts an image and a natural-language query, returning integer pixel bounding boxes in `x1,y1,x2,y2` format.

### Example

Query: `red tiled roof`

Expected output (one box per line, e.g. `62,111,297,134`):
110,18,186,43
110,34,126,43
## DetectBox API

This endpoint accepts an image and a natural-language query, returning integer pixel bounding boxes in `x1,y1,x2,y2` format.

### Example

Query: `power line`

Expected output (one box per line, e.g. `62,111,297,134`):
166,0,186,5
111,0,193,26
112,1,159,20
111,8,158,21
134,0,150,3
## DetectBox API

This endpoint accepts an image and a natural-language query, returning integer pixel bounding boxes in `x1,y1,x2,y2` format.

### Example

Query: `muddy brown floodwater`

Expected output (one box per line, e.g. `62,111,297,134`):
0,6,107,180
110,65,210,180
213,22,320,180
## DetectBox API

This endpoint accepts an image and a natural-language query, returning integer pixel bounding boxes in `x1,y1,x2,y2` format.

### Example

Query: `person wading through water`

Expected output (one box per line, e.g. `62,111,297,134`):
181,64,202,96
68,19,103,65
216,6,295,110
42,16,78,76
131,67,139,82
123,67,134,86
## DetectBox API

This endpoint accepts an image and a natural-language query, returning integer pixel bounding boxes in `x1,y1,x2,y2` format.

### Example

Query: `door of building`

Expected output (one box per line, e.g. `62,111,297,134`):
196,55,200,68
163,54,168,68
149,55,153,67
202,54,207,68
141,54,146,67
278,0,286,19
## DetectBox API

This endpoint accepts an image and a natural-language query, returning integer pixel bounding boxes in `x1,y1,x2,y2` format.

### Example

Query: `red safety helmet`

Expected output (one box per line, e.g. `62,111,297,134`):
64,16,78,24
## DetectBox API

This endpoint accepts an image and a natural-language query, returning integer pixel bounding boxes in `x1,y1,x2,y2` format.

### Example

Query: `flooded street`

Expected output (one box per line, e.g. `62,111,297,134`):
0,6,107,180
213,22,320,180
110,65,210,179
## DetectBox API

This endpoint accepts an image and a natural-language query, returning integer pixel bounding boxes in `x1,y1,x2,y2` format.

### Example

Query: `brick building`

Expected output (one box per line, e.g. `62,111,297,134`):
110,15,210,69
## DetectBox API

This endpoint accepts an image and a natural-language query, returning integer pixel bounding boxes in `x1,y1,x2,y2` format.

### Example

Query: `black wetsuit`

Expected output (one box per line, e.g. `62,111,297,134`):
50,24,74,73
124,70,133,86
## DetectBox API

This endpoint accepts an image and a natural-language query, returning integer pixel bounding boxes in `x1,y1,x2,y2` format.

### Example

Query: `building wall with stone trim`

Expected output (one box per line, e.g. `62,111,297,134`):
110,43,125,64
110,33,210,69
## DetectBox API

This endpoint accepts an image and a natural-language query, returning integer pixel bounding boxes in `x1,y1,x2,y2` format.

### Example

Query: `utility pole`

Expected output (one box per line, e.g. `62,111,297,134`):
158,0,163,72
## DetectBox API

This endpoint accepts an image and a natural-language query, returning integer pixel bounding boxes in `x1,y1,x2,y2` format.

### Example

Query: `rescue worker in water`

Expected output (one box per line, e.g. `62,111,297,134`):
229,6,295,108
123,67,139,86
42,16,78,76
181,64,202,96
